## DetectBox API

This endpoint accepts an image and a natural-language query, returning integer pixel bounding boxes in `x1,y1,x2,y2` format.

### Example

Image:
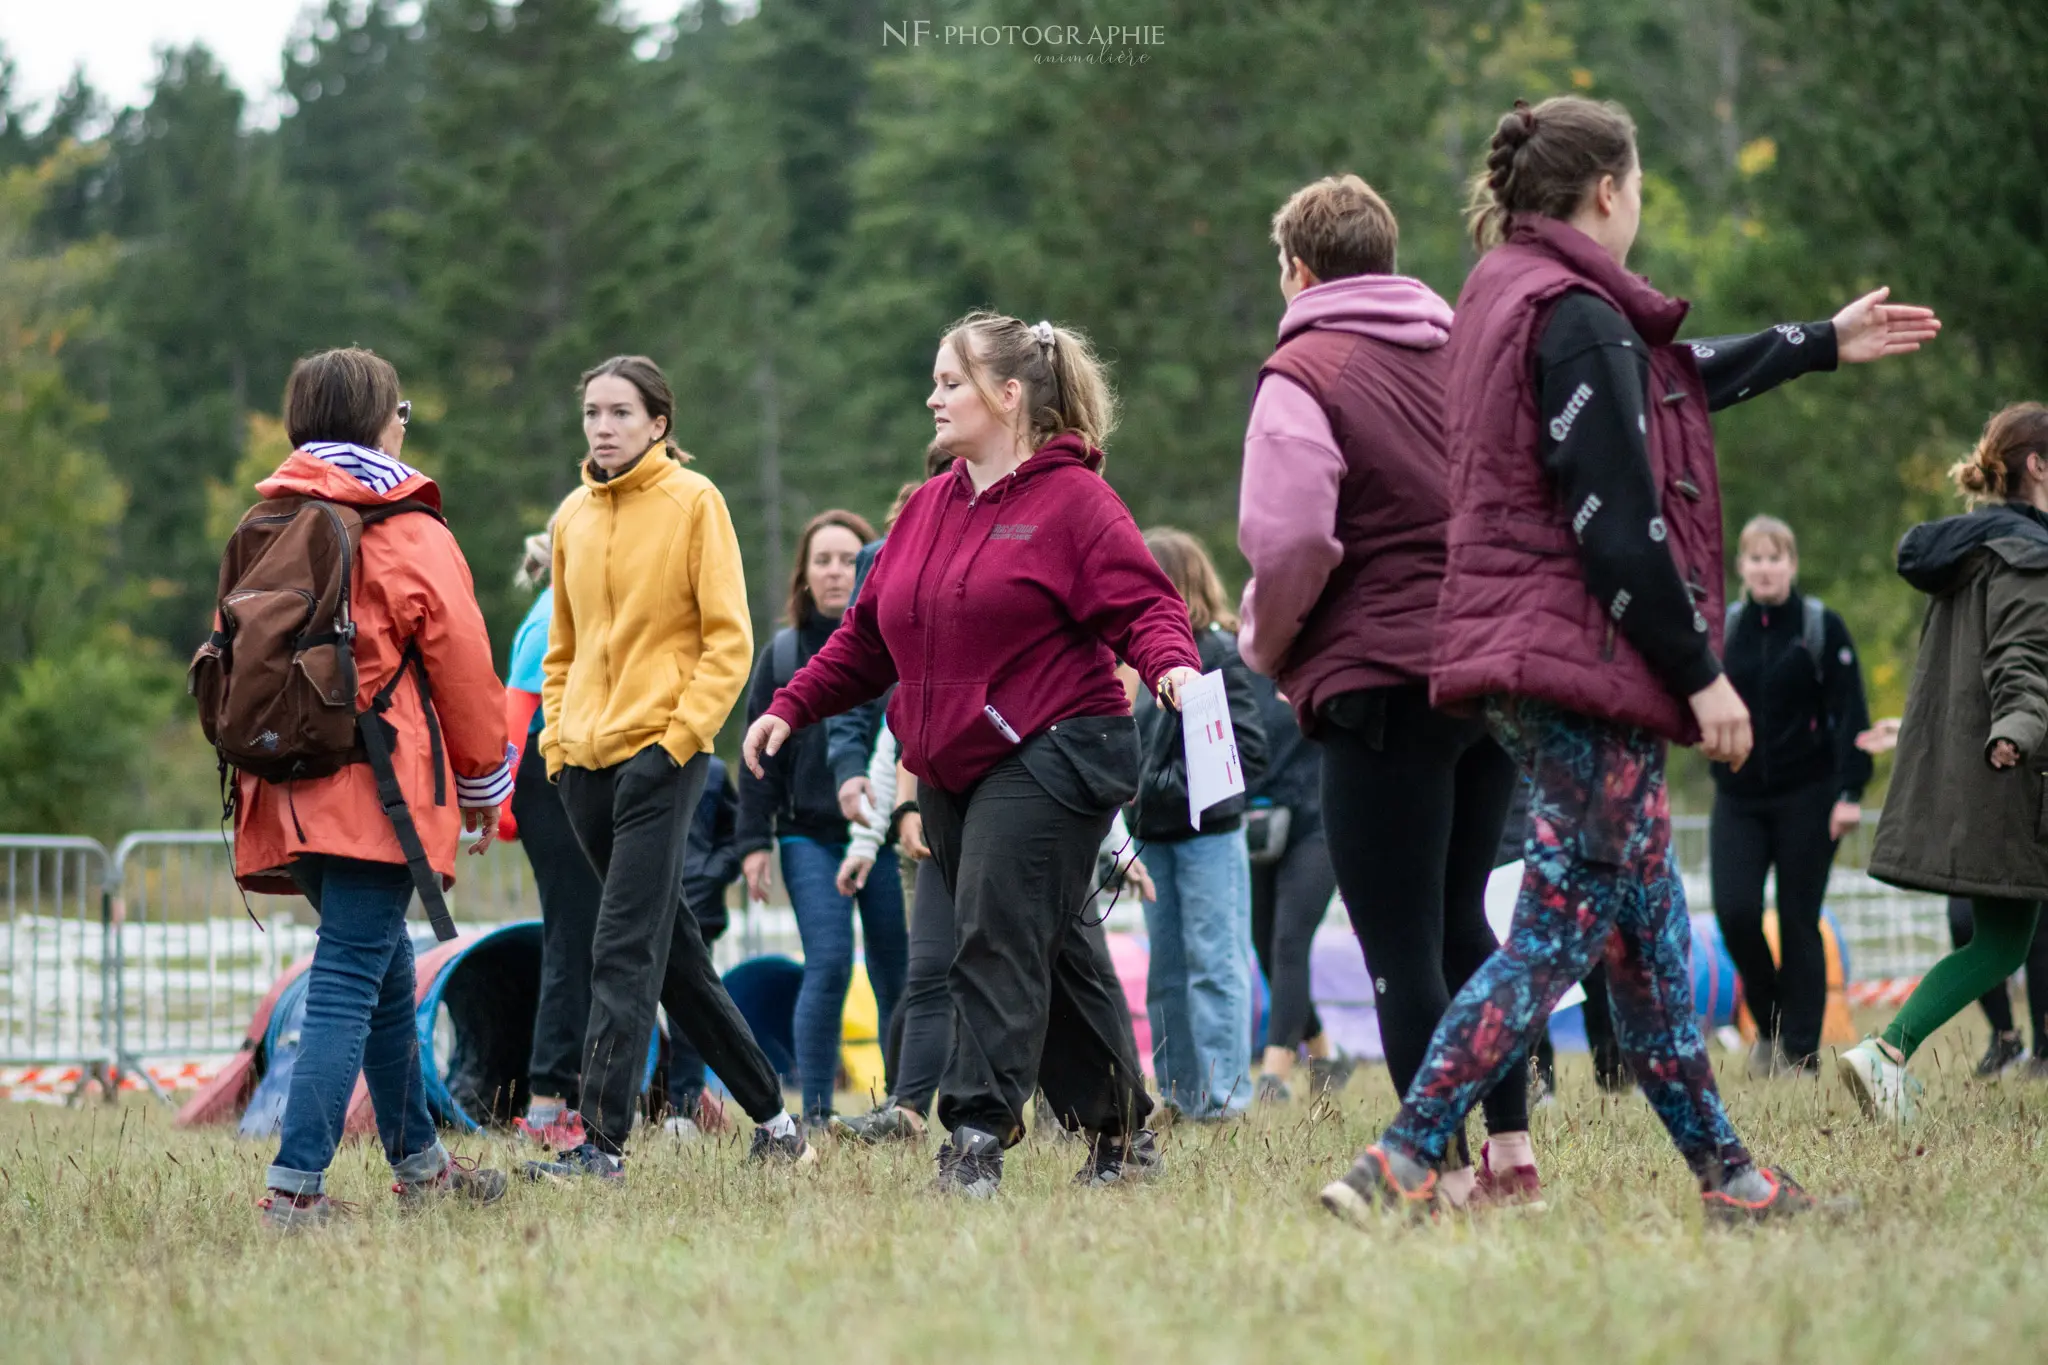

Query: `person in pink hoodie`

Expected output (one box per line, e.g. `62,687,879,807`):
744,311,1202,1198
1237,175,1538,1210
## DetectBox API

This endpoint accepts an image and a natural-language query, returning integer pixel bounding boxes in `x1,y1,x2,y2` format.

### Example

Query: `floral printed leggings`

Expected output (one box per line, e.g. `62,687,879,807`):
1379,698,1754,1187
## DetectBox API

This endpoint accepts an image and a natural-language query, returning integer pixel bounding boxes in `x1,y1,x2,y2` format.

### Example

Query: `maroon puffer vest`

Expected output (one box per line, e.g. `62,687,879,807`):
1259,331,1448,727
1430,216,1724,743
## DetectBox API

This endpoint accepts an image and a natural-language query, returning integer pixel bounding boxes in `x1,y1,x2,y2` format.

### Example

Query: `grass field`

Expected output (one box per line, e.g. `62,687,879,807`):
6,1014,2048,1365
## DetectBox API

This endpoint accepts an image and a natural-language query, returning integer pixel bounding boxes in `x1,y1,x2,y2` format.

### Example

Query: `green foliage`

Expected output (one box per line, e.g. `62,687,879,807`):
0,631,180,838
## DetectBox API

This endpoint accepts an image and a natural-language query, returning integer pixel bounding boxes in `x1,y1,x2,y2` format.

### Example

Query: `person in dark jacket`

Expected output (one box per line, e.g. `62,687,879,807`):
745,311,1203,1197
1321,96,1938,1227
1130,528,1268,1121
737,508,906,1127
1710,515,1873,1076
1842,403,2048,1122
1243,671,1350,1104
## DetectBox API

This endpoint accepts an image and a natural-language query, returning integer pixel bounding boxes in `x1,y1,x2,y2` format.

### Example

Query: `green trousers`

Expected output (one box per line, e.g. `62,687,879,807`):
1882,896,2043,1061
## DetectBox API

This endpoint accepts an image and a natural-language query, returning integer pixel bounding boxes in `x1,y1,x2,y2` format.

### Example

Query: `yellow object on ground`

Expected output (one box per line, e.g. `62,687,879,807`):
1734,909,1856,1046
840,962,885,1101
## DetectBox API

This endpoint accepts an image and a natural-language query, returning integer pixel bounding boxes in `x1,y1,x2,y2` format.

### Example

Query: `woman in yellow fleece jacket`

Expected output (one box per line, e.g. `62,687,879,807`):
527,354,810,1181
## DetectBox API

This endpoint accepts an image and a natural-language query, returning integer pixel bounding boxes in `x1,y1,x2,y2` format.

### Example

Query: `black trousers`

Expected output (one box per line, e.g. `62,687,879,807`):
1251,822,1335,1051
514,730,605,1101
885,857,957,1115
1710,777,1839,1064
922,756,1151,1145
1951,896,2048,1051
1318,685,1529,1144
556,744,782,1152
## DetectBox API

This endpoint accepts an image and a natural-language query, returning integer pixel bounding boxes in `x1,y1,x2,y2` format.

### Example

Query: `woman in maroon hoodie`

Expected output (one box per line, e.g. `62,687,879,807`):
1317,96,1939,1226
744,311,1203,1197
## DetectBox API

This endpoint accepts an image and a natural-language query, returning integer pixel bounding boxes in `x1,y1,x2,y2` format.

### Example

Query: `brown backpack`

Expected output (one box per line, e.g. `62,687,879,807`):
188,495,458,940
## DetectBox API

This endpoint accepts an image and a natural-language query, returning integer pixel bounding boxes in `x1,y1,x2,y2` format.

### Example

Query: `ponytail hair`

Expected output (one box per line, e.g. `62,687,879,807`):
941,311,1120,452
1951,402,2048,505
1466,96,1638,252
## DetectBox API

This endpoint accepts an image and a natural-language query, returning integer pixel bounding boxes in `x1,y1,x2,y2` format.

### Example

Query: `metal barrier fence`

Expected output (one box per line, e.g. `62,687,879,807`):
0,812,1958,1103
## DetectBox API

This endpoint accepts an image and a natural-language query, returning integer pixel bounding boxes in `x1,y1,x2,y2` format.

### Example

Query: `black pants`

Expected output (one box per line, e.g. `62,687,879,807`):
1710,778,1839,1065
922,756,1151,1145
1318,685,1528,1144
514,730,605,1101
885,857,957,1115
1251,822,1335,1052
1951,897,2048,1051
556,744,782,1153
665,886,725,1114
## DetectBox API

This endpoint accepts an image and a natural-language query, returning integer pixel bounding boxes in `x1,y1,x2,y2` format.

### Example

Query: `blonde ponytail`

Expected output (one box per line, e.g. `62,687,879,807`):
942,311,1121,452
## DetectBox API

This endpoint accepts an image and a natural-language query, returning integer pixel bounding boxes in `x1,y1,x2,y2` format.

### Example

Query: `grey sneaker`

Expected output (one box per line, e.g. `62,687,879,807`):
1255,1074,1294,1106
395,1155,508,1209
1308,1054,1358,1095
747,1123,818,1165
520,1142,625,1184
1976,1030,2027,1078
258,1189,341,1231
1073,1129,1162,1188
831,1101,928,1145
935,1127,1004,1198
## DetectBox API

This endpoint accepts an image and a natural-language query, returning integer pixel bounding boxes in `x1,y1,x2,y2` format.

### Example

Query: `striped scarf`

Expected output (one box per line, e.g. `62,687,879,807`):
301,441,422,496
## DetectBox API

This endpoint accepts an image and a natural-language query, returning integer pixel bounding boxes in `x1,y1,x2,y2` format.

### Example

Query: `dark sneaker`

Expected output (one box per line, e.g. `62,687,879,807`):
521,1142,624,1184
935,1127,1004,1198
257,1189,344,1231
747,1122,818,1165
1254,1074,1293,1106
395,1154,509,1209
1976,1030,2027,1078
831,1101,928,1145
1073,1129,1162,1188
1319,1145,1438,1225
513,1109,587,1149
1701,1165,1817,1226
1307,1054,1358,1095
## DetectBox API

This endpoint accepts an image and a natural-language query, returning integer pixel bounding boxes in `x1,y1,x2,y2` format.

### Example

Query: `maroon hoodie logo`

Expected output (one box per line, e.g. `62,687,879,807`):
988,523,1038,542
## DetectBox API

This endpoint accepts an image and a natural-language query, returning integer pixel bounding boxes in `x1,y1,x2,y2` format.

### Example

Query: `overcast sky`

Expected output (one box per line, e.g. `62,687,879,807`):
2,1,691,126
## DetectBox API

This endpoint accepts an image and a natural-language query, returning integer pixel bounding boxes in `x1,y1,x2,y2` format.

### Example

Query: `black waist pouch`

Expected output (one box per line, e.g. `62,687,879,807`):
1019,713,1142,815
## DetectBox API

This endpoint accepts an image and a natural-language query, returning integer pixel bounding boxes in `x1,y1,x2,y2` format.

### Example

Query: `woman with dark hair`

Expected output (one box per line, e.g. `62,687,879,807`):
212,347,514,1227
1318,97,1937,1224
736,507,909,1128
530,355,808,1180
745,312,1202,1196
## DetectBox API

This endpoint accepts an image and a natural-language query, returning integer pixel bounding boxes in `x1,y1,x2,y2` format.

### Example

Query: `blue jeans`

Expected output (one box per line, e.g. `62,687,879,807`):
781,836,909,1120
1141,830,1254,1119
269,855,445,1195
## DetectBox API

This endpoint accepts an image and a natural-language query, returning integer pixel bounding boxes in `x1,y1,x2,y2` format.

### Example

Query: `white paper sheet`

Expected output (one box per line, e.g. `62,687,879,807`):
1178,669,1246,828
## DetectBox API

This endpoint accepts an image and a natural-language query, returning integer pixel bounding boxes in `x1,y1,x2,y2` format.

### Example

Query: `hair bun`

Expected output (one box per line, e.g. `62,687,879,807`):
1485,100,1537,195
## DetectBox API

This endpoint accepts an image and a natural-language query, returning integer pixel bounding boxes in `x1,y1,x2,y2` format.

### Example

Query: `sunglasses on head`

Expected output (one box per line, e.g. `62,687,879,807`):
396,400,412,427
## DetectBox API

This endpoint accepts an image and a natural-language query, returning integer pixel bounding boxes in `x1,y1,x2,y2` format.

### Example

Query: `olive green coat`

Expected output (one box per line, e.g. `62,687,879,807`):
1870,504,2048,901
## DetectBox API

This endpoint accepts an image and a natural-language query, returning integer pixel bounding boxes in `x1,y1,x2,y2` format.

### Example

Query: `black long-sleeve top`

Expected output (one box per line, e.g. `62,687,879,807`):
735,610,850,856
1535,295,1838,699
1710,588,1874,802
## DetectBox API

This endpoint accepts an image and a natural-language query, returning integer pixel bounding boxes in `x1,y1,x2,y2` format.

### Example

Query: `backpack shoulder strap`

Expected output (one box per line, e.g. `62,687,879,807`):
358,498,447,528
771,627,800,690
1802,595,1827,682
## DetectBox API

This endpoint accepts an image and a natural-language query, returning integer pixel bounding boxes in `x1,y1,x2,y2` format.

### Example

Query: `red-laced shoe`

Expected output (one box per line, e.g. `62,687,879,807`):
394,1154,509,1209
513,1109,587,1149
1319,1145,1439,1226
1701,1165,1817,1226
1469,1141,1548,1213
257,1189,352,1232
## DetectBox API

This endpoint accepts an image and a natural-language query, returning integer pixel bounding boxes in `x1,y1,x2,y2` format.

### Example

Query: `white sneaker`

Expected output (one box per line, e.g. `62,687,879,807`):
663,1115,703,1142
1838,1039,1921,1123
